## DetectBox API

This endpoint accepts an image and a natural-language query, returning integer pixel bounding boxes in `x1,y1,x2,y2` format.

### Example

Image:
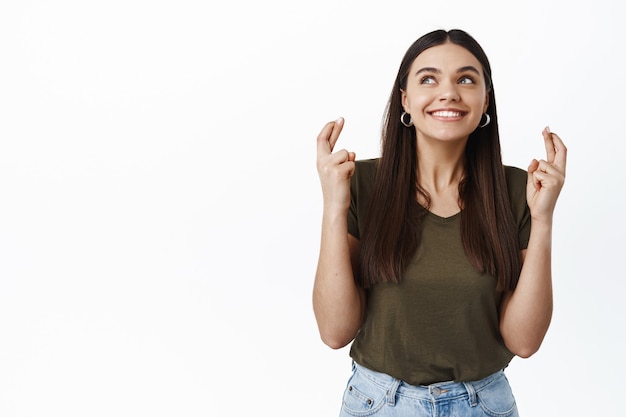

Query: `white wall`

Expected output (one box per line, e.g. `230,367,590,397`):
0,0,623,416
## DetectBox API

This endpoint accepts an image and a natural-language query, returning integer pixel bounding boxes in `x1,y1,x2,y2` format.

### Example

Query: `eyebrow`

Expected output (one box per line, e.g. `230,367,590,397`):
415,66,481,76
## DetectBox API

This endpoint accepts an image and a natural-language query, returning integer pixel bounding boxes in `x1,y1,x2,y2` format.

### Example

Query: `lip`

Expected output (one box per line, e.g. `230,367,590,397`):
428,109,468,120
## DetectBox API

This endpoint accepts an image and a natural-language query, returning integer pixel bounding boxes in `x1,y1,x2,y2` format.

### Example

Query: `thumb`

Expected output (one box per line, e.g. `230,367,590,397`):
527,159,540,191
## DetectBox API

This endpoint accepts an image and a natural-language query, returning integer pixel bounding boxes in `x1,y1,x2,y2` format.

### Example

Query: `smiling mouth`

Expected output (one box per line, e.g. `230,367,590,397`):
429,110,466,118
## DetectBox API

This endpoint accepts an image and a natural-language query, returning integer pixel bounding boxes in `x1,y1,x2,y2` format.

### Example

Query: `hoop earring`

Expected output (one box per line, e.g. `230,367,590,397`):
479,113,491,128
400,111,413,127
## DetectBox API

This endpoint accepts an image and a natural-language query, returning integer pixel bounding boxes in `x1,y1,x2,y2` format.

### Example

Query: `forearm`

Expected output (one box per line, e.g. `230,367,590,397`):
500,220,553,358
313,210,364,349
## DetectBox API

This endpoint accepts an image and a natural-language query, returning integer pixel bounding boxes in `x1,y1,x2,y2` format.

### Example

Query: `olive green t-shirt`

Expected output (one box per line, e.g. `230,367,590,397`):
347,158,531,386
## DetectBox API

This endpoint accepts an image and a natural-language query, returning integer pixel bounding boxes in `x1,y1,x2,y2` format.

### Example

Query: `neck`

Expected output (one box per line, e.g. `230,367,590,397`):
416,138,467,193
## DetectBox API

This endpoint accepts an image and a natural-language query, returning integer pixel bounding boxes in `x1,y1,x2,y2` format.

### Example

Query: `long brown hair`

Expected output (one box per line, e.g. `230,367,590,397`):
358,29,522,292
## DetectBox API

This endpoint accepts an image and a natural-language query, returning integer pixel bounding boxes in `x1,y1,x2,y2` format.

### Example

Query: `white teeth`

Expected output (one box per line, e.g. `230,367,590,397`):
431,111,461,117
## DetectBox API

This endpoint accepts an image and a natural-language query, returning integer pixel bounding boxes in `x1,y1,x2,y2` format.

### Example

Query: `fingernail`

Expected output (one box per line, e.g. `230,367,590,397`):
545,126,551,134
336,117,344,124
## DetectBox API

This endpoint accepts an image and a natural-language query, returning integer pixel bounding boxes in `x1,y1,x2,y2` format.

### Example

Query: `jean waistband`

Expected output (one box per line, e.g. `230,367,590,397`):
352,361,505,404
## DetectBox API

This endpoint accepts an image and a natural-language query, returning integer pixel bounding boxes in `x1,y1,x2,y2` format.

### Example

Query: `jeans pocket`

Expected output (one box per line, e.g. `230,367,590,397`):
340,368,387,416
476,374,518,417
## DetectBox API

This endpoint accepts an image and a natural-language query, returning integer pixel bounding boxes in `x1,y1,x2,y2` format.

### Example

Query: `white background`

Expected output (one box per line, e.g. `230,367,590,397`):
0,0,624,416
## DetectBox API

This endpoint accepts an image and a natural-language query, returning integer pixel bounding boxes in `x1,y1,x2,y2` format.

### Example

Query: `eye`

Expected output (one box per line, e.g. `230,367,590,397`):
458,75,475,84
420,75,436,85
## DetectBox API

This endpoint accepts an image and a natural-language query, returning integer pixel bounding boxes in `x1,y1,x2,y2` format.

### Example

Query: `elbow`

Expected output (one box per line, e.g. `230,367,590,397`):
510,345,540,359
317,321,359,349
314,303,363,350
500,318,551,359
320,332,354,350
505,337,544,359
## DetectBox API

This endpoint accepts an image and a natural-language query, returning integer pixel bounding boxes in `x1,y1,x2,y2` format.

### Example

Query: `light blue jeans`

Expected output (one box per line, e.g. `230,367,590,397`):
339,362,519,417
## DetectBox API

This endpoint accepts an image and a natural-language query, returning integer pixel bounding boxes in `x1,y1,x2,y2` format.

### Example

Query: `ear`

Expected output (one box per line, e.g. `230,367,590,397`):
483,91,490,113
401,89,408,112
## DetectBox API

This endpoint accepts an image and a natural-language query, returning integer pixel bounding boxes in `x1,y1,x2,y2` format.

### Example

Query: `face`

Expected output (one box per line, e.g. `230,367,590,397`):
401,42,489,144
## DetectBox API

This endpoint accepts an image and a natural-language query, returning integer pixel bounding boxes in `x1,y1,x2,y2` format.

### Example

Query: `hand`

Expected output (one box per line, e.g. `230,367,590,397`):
316,117,356,212
526,127,567,223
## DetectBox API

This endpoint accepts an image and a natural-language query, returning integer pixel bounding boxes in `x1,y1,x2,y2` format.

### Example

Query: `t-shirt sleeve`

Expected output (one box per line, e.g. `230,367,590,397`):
347,159,377,240
505,166,531,250
348,180,361,239
347,165,361,239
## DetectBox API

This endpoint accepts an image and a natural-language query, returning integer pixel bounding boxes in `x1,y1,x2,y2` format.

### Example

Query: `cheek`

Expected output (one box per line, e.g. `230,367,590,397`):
405,94,428,111
468,94,488,113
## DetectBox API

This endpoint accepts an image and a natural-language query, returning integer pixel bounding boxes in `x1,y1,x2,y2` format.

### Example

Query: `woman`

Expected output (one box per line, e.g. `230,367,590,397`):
313,29,566,417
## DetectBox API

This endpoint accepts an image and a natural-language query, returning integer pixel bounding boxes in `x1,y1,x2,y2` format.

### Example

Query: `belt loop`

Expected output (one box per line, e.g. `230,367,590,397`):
463,382,477,407
386,378,401,406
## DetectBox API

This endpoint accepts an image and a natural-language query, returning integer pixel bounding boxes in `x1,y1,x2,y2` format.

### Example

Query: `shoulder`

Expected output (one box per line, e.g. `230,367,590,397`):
350,158,379,207
504,165,527,182
355,158,379,173
504,165,527,197
352,158,379,186
504,165,530,231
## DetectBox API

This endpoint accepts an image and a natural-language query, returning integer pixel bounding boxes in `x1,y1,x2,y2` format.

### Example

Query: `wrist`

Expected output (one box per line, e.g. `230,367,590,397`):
530,215,554,230
322,206,348,224
528,219,553,246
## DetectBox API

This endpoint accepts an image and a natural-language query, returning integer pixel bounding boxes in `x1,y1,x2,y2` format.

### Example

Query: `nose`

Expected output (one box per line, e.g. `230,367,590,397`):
439,81,460,102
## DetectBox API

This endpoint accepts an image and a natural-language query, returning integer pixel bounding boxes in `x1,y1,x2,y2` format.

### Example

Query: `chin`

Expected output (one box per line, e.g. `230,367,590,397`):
421,126,473,143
